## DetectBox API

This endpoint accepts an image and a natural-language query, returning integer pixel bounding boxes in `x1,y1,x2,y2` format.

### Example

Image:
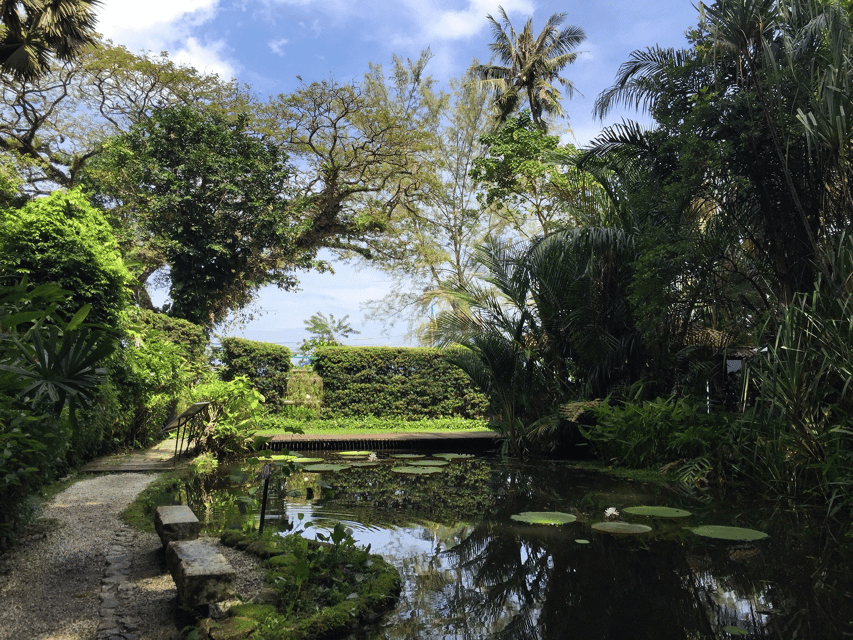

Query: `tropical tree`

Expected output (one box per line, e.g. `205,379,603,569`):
299,312,360,357
84,105,311,327
0,40,246,196
0,0,101,81
360,60,507,339
473,6,586,130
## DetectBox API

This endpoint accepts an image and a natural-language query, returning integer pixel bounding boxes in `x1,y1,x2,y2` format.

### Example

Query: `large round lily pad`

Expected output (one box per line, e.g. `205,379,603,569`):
391,465,443,475
409,460,449,467
348,461,380,468
623,506,692,518
510,511,577,525
268,454,324,463
338,451,373,457
591,521,652,535
691,525,768,541
433,453,475,461
302,463,350,473
391,454,426,460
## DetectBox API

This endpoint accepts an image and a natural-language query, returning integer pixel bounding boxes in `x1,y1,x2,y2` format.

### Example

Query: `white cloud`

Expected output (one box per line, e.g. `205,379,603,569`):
424,0,534,41
269,38,289,56
95,0,237,78
173,38,237,78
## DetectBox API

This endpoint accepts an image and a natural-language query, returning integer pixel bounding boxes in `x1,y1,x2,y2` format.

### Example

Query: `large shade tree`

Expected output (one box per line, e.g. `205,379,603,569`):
84,105,313,327
473,6,586,130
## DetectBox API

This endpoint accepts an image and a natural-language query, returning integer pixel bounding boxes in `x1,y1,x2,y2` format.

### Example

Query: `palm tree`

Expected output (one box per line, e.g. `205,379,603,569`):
474,6,585,130
0,0,101,82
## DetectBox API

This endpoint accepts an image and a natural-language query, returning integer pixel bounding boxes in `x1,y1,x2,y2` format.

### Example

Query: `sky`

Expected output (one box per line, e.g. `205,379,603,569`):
94,0,702,350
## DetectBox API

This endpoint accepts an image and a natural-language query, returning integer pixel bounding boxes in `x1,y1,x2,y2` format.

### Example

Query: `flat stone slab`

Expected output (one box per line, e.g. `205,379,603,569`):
166,540,235,609
155,505,201,549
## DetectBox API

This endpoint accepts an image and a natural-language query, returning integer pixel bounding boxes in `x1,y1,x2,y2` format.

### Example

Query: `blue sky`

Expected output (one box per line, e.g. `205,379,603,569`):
95,0,701,349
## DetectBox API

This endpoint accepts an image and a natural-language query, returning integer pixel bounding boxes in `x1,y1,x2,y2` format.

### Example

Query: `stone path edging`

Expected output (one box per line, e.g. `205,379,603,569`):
97,525,143,640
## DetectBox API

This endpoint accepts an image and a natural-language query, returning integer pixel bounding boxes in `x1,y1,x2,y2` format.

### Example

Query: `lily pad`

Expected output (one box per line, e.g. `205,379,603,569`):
301,463,350,473
623,506,692,518
267,454,324,463
391,454,426,460
723,626,749,636
338,451,373,457
591,521,652,535
575,539,590,544
691,525,768,541
348,462,380,468
510,511,577,525
409,460,450,467
433,453,475,460
391,466,443,475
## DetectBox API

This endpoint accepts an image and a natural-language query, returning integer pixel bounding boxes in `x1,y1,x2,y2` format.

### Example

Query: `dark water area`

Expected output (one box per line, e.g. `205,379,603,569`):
183,453,853,640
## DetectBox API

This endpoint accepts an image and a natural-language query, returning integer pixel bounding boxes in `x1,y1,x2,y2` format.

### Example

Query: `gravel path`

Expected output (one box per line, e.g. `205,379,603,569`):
0,473,265,640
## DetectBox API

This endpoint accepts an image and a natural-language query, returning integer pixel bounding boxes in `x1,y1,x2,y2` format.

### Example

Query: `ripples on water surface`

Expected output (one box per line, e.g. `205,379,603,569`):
184,452,853,639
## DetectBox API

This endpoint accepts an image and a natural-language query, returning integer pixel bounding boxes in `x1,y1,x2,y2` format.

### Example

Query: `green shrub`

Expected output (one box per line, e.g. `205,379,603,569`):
218,337,292,410
189,377,267,459
583,396,736,471
286,369,322,409
313,347,488,419
0,188,130,327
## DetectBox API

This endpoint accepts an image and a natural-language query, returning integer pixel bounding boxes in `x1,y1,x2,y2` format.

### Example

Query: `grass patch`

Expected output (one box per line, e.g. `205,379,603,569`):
258,415,492,436
119,472,184,533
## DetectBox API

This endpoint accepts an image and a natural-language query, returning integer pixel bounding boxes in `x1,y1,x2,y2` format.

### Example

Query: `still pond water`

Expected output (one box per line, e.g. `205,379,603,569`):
183,451,852,639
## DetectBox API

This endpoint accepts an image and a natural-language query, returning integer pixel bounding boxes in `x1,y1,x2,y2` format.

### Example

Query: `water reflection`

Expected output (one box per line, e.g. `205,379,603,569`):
182,456,853,639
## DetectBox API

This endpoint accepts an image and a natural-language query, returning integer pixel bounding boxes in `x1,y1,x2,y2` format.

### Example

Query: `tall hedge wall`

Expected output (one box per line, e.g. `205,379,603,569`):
313,346,488,419
218,337,292,409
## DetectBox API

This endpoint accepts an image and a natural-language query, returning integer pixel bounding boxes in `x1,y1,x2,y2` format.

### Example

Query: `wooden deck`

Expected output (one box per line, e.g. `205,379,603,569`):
266,430,500,452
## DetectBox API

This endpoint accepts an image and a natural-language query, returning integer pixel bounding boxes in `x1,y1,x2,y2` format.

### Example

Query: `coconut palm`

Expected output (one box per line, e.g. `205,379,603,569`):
474,6,585,130
0,0,101,82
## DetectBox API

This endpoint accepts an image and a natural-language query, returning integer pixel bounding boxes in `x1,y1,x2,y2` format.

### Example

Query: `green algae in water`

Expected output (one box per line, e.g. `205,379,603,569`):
391,465,443,475
691,525,768,541
510,511,577,525
591,521,652,535
302,463,351,473
623,506,692,518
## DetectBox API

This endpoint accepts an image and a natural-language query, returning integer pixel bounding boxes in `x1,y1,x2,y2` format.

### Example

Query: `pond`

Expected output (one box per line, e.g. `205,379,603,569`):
182,451,853,639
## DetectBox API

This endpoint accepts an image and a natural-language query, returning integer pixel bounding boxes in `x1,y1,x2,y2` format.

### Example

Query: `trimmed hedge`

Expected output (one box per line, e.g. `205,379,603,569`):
218,337,292,410
313,346,488,419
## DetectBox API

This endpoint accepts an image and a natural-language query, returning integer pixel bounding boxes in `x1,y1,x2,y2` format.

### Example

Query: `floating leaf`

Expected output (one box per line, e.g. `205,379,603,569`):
691,525,768,541
433,453,475,460
338,451,373,457
268,454,324,463
575,539,590,544
409,460,449,467
723,625,749,636
391,466,443,475
510,511,577,525
302,463,350,473
391,454,426,460
623,506,692,518
348,462,380,468
591,521,652,535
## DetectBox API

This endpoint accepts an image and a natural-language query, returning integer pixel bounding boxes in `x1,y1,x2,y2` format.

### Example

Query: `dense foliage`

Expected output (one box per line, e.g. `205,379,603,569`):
313,346,489,419
0,189,131,326
218,337,292,411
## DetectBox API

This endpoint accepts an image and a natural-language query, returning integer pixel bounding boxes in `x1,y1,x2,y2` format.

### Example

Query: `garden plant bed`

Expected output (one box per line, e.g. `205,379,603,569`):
203,529,401,640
